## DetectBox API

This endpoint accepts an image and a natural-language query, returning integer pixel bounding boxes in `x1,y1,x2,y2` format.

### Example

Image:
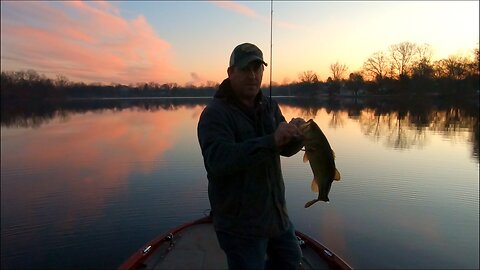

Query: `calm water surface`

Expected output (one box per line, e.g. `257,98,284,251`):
1,98,479,269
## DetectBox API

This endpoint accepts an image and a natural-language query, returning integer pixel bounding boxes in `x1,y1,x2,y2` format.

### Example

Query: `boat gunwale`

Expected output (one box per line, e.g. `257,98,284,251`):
295,230,352,270
118,216,211,270
118,216,353,270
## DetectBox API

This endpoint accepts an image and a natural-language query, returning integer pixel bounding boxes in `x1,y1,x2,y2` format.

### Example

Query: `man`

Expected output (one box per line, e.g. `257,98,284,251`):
197,42,304,270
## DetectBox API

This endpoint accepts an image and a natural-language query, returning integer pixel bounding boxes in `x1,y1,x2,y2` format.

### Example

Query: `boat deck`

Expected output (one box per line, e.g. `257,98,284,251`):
143,223,227,269
133,222,337,270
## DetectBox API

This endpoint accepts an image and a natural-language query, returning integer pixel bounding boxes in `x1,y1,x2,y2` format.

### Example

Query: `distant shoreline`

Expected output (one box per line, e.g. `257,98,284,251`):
59,93,479,101
64,96,214,101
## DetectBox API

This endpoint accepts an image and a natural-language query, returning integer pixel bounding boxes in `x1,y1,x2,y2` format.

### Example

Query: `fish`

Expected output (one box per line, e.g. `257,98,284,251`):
299,119,341,207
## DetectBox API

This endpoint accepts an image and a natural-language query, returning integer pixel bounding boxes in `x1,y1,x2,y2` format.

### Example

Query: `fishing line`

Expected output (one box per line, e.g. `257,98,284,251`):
269,0,273,106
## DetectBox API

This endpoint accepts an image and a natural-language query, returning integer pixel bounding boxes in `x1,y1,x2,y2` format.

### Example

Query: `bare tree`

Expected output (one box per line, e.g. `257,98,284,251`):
475,46,479,67
330,61,348,81
416,43,433,62
204,81,218,88
55,74,70,89
347,72,364,96
389,41,418,78
362,51,389,81
298,70,319,83
468,46,480,77
411,43,434,79
434,55,470,80
412,60,435,79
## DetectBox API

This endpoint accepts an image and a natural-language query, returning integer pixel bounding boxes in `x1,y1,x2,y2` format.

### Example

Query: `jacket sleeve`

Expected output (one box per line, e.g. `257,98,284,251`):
280,137,304,157
197,105,278,177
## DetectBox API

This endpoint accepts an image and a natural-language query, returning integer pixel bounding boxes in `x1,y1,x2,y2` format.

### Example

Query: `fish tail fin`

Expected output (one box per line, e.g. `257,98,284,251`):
304,199,321,208
303,152,309,163
334,169,341,181
311,178,319,192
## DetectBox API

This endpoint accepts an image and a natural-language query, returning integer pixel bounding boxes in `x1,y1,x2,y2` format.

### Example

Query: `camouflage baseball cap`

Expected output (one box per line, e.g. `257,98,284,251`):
229,43,268,69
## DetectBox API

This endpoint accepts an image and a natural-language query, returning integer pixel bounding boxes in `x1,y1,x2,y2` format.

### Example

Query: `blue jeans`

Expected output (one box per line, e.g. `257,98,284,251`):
216,223,302,270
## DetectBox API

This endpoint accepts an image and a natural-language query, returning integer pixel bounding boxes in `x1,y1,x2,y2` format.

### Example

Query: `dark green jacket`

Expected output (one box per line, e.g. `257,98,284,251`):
197,78,303,238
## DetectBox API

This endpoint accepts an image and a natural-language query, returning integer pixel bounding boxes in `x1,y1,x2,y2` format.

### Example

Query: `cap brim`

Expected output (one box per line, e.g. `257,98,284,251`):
235,55,268,69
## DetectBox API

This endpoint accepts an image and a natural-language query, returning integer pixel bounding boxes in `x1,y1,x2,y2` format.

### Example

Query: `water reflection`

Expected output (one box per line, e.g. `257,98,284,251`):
2,105,204,232
357,108,479,158
1,98,211,128
2,97,478,161
1,102,209,269
1,97,478,269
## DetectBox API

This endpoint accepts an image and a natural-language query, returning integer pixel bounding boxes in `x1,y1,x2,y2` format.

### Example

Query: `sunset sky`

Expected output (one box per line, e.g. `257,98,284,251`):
1,1,478,86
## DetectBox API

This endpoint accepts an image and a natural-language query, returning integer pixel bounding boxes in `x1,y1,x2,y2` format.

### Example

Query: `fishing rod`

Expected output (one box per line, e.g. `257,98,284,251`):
269,0,273,106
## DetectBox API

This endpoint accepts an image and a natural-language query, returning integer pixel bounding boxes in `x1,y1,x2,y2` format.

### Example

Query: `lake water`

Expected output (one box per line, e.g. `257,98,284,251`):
1,97,479,269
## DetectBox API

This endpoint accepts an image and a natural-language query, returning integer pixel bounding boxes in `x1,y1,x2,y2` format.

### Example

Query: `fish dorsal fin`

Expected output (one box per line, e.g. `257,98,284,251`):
303,152,309,163
334,169,341,181
311,178,318,192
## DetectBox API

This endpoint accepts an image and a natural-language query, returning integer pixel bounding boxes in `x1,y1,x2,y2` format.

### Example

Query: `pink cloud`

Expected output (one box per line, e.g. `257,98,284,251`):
210,1,300,30
1,1,177,84
210,1,258,17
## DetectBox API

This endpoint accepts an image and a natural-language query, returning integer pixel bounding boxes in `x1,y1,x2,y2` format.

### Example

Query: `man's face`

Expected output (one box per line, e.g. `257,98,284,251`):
228,61,264,102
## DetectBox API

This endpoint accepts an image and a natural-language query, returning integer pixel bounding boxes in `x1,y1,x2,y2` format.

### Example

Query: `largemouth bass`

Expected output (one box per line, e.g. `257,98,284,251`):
299,119,341,207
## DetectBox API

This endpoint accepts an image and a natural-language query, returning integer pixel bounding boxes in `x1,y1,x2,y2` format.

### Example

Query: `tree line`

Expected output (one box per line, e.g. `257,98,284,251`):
289,41,479,97
1,41,478,101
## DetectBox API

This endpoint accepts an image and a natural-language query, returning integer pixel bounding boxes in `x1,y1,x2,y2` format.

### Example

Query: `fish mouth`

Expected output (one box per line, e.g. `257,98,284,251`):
299,121,312,130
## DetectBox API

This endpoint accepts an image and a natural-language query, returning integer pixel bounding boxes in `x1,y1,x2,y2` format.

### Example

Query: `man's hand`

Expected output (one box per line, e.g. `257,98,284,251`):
274,121,303,147
289,117,306,127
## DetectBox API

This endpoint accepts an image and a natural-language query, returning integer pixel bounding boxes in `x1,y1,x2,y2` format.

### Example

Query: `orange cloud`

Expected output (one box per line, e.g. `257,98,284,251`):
1,1,176,84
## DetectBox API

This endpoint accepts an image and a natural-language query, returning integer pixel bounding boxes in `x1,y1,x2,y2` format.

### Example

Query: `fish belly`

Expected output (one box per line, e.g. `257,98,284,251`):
309,153,334,202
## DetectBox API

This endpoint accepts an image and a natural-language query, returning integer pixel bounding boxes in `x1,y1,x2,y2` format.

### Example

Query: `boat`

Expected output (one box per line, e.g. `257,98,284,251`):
118,215,352,270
